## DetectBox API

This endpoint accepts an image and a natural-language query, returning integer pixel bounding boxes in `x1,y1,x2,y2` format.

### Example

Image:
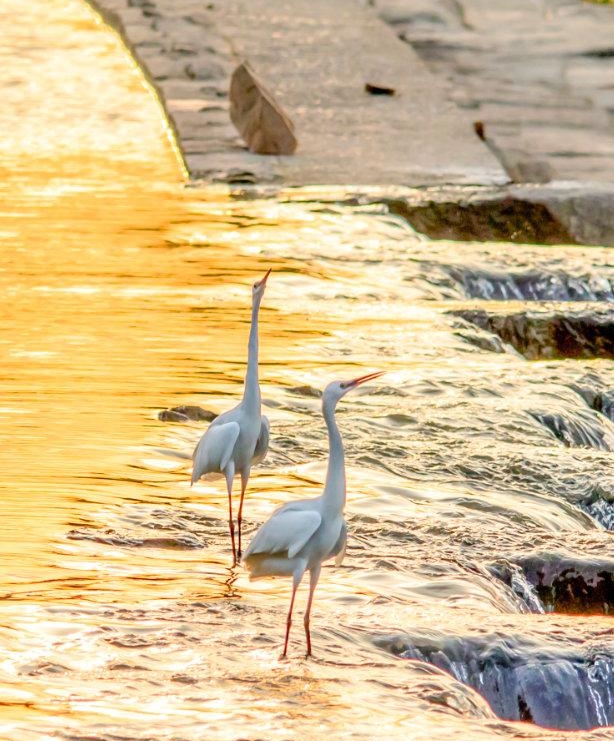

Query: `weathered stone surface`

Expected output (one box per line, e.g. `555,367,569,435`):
451,307,614,360
229,62,297,155
86,0,506,187
375,0,614,184
474,121,554,184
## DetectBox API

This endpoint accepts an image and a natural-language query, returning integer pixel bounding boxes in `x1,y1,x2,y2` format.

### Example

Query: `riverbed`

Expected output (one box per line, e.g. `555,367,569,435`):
0,2,612,740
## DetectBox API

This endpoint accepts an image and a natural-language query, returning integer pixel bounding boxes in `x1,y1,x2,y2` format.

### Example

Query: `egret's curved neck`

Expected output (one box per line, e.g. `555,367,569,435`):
243,294,262,410
322,394,346,514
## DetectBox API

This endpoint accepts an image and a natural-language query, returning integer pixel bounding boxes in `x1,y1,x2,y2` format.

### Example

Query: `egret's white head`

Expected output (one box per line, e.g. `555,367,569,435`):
323,371,385,406
252,268,271,303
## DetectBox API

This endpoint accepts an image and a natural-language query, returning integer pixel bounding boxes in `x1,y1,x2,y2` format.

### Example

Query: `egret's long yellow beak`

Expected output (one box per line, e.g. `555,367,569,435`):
348,371,385,388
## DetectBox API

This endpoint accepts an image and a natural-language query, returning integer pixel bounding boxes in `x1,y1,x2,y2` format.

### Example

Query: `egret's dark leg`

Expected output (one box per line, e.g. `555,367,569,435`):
237,469,250,560
224,464,237,564
283,570,304,658
303,565,321,657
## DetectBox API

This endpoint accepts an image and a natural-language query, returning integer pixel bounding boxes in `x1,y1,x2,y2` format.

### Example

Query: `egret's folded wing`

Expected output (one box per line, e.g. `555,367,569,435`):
251,415,270,466
333,521,347,567
244,508,321,560
191,421,240,484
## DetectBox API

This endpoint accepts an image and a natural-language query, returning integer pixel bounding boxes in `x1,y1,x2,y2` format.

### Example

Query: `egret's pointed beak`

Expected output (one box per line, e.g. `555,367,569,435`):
256,268,272,288
348,370,385,388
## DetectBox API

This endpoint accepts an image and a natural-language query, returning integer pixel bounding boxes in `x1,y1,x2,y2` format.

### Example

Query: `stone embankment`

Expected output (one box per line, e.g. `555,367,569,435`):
88,0,614,245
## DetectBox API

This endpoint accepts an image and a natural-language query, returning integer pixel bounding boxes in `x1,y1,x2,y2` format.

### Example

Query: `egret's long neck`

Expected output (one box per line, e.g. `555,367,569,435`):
242,295,261,410
322,395,346,514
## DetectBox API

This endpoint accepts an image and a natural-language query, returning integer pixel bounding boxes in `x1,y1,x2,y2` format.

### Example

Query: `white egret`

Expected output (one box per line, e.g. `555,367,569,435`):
191,268,271,563
243,370,384,657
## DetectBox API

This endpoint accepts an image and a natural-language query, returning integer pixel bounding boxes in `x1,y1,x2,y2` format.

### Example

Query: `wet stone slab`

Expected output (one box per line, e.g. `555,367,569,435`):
374,0,614,184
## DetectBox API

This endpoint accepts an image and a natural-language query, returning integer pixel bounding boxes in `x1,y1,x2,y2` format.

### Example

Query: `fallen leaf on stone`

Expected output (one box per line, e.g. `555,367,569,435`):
365,82,396,96
229,61,297,155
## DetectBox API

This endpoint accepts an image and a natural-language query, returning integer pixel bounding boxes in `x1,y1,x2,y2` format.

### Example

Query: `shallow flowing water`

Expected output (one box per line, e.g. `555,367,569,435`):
1,2,613,739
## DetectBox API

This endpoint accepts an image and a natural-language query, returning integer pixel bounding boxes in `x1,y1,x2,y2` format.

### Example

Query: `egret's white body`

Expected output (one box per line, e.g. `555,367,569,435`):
191,269,271,562
244,371,383,657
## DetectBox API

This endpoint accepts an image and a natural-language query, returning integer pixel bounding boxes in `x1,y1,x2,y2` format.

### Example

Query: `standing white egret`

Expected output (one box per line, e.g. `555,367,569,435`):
191,268,271,563
243,370,384,657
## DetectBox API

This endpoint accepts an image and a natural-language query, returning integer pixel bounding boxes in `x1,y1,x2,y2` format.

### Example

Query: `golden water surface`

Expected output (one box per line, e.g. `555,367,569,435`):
1,2,613,740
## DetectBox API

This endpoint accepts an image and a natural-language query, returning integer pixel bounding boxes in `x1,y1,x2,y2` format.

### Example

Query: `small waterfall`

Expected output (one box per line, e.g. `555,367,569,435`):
528,407,614,451
582,499,614,531
377,633,614,730
570,372,614,423
446,267,614,302
486,561,545,614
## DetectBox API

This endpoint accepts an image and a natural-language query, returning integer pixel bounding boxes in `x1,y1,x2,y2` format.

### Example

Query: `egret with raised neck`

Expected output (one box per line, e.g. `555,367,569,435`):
243,370,384,657
191,268,271,563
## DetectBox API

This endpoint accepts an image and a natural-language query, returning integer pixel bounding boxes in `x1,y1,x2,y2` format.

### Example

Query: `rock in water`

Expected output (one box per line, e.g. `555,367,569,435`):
229,62,297,155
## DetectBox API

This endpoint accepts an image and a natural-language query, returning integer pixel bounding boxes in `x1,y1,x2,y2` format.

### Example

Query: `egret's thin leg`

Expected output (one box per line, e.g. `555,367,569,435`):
224,464,237,564
303,565,321,657
237,469,249,560
283,570,304,658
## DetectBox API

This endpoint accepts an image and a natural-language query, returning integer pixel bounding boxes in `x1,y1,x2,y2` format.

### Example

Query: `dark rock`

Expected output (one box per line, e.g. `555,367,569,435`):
287,385,322,398
383,183,614,247
387,195,576,244
229,62,297,155
158,405,217,423
375,631,614,730
513,553,614,615
450,307,614,360
454,327,506,354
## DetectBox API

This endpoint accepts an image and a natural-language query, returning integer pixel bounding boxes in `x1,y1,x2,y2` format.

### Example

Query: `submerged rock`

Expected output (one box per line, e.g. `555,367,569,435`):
451,307,614,360
376,631,614,730
158,405,217,423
